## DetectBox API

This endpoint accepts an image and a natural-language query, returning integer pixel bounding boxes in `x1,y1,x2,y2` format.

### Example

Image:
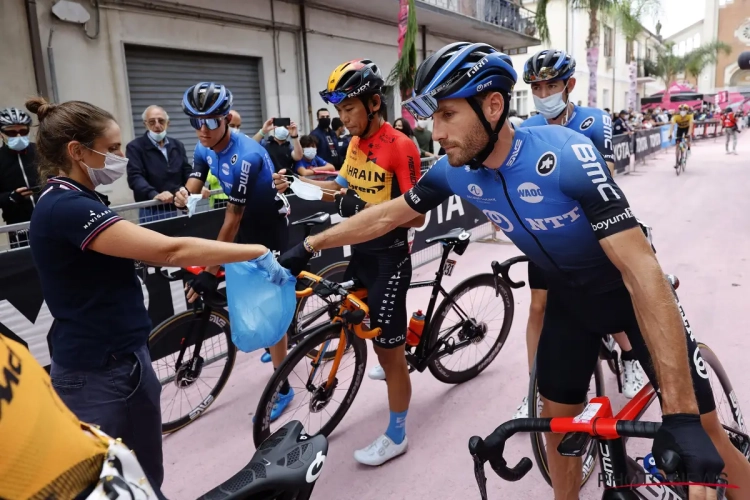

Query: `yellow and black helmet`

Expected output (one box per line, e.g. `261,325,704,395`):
320,59,384,105
679,104,691,112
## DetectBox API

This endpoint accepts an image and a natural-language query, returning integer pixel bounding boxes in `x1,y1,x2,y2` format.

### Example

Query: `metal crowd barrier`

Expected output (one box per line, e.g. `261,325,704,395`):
0,155,498,269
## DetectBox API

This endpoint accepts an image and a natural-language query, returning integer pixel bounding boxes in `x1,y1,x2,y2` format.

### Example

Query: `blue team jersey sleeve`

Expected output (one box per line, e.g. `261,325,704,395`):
518,114,546,129
585,110,615,164
335,175,348,187
557,135,639,239
229,151,265,206
191,143,210,182
403,157,453,214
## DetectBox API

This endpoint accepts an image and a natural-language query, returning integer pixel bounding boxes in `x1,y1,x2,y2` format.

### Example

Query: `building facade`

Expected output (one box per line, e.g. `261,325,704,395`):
1,0,538,204
509,0,663,118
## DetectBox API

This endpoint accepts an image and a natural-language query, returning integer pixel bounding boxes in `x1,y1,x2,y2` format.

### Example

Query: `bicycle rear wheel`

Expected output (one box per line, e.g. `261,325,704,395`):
676,148,682,176
528,356,604,488
699,343,750,458
253,323,367,447
149,309,236,434
426,273,513,384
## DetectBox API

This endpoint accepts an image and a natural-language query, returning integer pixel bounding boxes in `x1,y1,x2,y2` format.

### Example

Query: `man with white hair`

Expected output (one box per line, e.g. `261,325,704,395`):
126,105,192,222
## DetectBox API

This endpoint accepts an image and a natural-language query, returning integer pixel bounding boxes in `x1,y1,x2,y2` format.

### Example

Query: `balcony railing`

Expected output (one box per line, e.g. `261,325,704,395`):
419,0,538,38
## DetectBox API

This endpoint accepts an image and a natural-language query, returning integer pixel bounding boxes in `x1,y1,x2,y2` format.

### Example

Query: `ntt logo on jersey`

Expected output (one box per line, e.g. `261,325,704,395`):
517,182,543,203
468,184,483,197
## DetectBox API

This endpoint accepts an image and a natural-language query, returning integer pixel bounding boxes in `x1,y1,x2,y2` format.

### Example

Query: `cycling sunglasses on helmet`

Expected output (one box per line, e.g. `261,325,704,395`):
319,90,349,105
402,73,462,120
189,117,224,131
524,66,561,83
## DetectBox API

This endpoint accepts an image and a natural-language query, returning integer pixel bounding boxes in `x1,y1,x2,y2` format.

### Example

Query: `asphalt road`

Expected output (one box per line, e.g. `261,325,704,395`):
161,132,750,500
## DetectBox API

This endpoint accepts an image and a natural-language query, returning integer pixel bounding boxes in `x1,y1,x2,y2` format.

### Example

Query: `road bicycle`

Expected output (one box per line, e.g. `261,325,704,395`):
147,212,347,434
675,137,689,176
196,420,329,500
470,274,749,499
252,227,516,446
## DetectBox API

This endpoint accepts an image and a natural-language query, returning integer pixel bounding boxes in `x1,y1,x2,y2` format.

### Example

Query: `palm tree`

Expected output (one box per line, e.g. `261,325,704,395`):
612,0,660,110
683,41,731,85
535,0,619,108
387,0,418,125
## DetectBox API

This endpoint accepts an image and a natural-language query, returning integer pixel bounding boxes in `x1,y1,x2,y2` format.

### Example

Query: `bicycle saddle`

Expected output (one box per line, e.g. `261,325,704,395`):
425,227,472,255
291,212,330,226
197,421,328,500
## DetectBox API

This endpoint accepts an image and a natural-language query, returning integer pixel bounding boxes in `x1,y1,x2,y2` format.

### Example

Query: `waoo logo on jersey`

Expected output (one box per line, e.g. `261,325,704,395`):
517,182,543,203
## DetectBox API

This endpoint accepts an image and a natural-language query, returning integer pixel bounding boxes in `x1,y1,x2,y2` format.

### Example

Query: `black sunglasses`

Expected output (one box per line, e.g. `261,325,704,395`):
2,129,30,137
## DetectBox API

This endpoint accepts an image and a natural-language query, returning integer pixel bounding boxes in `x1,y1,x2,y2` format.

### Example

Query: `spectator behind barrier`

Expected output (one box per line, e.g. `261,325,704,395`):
125,105,192,223
254,117,303,173
331,117,350,159
293,135,336,176
507,109,524,130
0,107,39,248
310,108,342,169
25,96,270,498
393,118,422,152
413,117,435,157
613,110,632,135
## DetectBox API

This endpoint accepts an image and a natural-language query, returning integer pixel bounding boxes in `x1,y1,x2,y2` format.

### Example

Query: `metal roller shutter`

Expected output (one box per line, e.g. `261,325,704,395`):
124,45,263,155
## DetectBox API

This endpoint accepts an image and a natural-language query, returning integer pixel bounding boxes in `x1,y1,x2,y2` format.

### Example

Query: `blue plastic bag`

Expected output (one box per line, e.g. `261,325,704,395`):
225,251,297,353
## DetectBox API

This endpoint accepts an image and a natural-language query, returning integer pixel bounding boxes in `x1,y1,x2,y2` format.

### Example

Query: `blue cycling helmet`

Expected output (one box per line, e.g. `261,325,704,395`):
523,50,576,84
181,82,233,117
404,42,517,167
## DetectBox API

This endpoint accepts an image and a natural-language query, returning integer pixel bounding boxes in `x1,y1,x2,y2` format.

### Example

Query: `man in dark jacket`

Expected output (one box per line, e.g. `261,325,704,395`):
0,107,39,249
310,108,342,169
126,105,192,223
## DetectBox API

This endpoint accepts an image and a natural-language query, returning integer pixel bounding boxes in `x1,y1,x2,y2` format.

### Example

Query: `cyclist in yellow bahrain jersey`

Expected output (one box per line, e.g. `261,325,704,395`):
668,104,694,169
0,334,107,499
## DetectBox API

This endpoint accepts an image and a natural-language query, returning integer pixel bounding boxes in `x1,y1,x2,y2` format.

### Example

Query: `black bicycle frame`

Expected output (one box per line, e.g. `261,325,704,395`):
405,242,476,372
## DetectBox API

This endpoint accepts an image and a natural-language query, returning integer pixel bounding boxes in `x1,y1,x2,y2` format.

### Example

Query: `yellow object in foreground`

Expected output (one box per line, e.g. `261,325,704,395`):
0,334,107,500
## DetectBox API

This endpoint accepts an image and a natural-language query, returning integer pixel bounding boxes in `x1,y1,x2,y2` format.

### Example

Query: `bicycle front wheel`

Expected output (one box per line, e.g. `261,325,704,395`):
427,273,513,384
528,356,604,488
149,309,236,434
253,323,367,447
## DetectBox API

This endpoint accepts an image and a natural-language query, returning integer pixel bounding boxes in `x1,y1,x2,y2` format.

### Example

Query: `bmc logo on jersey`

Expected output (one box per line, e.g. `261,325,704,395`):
536,152,557,176
238,160,252,194
483,210,514,233
517,182,543,203
580,117,595,130
231,154,238,165
468,184,483,197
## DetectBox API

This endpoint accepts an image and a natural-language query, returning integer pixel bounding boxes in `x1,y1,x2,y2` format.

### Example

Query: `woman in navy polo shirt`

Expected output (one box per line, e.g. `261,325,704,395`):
26,97,269,494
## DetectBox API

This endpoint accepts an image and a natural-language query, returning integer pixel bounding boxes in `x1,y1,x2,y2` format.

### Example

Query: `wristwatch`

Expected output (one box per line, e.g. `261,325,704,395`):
291,135,299,139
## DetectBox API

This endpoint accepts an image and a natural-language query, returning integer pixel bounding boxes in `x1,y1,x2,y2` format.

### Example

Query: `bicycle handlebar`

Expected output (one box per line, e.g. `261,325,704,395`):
491,255,530,290
469,418,662,483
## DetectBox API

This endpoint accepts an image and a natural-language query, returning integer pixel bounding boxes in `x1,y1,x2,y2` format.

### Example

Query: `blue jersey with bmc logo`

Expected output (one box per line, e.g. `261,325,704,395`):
405,126,640,291
191,133,285,217
520,105,614,163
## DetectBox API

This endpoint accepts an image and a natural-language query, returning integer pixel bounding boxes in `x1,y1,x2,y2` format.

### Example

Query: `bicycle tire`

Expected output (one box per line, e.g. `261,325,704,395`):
253,323,367,447
149,309,236,434
676,148,682,176
528,355,605,488
698,343,749,458
290,261,350,362
427,273,513,384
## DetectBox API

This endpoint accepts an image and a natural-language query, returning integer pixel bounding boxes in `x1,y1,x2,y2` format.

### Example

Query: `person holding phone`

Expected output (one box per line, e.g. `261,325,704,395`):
174,83,296,421
0,107,40,248
252,116,303,173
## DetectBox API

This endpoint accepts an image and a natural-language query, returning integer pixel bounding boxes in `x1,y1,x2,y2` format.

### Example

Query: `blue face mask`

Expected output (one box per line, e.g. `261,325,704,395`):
7,136,29,151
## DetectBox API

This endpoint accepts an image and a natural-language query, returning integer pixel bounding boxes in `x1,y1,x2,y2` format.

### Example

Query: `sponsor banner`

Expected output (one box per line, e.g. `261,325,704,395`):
634,128,662,162
612,134,632,174
0,193,486,365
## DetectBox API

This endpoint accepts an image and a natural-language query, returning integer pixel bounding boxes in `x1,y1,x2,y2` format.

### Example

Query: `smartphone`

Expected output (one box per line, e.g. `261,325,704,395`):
273,117,291,127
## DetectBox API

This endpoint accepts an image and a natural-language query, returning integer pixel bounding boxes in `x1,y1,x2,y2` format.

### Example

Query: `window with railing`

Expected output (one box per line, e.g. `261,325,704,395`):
512,89,528,116
603,25,613,58
506,47,529,55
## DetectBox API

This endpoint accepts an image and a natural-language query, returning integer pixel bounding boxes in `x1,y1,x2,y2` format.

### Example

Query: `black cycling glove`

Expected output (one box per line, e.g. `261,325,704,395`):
652,413,725,486
334,189,367,218
278,241,314,277
190,271,219,296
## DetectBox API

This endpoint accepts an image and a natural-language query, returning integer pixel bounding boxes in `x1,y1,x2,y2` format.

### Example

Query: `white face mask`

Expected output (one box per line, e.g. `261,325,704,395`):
417,120,429,129
680,111,687,117
82,146,129,186
148,130,167,142
289,178,323,200
303,147,317,160
532,88,568,119
274,127,289,141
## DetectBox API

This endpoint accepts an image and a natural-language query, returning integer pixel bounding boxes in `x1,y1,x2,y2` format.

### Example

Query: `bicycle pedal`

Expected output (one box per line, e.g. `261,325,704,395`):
557,431,592,457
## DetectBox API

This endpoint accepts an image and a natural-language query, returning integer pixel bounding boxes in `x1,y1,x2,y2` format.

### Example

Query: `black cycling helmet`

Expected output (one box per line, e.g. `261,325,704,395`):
320,59,384,105
523,50,576,84
408,42,516,168
0,107,32,128
181,82,233,117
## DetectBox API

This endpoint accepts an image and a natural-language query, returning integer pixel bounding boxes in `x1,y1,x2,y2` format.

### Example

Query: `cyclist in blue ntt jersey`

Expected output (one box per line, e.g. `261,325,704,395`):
512,50,645,419
174,82,294,420
279,42,750,499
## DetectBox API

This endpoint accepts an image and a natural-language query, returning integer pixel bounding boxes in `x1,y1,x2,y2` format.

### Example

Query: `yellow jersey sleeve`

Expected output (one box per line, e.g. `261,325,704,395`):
0,334,107,500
